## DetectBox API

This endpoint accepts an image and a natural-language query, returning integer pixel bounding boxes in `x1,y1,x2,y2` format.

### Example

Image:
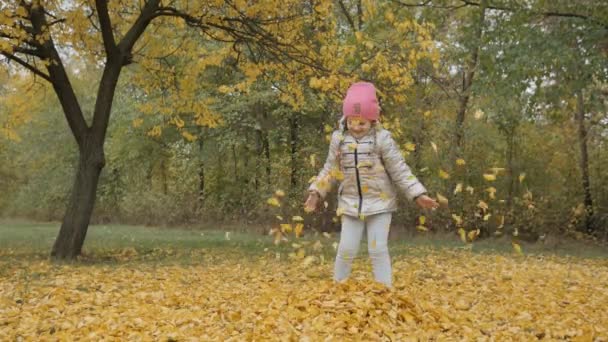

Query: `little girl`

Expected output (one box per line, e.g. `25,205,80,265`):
305,81,439,287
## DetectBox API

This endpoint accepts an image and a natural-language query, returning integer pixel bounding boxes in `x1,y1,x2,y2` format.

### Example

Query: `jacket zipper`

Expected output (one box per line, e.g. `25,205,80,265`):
354,141,363,216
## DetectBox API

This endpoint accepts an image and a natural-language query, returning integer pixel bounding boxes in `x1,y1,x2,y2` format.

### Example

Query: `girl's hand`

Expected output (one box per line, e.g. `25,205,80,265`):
415,195,440,210
304,192,320,213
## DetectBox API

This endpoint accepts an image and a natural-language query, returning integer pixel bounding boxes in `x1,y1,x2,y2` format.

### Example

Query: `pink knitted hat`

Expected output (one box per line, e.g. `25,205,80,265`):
342,82,379,121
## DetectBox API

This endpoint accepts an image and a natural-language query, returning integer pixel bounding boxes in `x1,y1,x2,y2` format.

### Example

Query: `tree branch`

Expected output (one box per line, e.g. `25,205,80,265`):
118,0,161,59
337,0,357,32
95,0,118,57
1,52,51,81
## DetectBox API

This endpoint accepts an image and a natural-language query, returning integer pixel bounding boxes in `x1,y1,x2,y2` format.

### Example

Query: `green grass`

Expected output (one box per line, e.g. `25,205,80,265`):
1,220,607,264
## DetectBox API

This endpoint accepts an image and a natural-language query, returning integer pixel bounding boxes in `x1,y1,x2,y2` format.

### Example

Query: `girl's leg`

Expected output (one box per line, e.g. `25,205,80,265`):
366,212,392,287
334,215,365,282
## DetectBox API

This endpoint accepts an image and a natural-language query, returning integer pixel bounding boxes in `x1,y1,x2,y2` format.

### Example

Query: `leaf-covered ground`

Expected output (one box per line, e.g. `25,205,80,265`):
2,247,607,341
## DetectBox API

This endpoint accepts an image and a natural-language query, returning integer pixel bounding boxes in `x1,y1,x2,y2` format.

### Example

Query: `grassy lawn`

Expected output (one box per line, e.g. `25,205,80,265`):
1,219,606,262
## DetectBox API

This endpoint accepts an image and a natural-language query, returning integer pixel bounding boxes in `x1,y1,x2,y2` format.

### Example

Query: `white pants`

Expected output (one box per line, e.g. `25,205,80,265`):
334,212,392,287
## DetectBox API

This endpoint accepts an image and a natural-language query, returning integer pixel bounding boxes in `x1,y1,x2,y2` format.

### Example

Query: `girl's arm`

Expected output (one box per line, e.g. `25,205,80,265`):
379,130,427,201
308,131,342,199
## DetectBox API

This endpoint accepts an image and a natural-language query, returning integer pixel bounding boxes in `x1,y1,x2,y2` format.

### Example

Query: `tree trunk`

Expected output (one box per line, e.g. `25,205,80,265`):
576,89,595,233
290,113,300,189
197,135,205,211
451,0,487,165
51,140,105,259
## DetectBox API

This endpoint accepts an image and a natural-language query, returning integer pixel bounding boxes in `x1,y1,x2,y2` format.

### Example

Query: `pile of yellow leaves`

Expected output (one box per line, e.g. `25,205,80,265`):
1,250,607,340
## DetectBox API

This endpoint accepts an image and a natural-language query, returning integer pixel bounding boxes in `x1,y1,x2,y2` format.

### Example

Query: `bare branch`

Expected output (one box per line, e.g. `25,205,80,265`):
1,52,51,82
337,0,357,32
118,0,161,59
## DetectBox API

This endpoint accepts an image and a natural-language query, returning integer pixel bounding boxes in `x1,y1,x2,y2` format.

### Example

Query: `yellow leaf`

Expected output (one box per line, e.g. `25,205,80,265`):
380,192,390,200
276,215,283,221
348,142,358,151
324,124,333,133
359,214,365,221
439,169,450,179
416,225,428,232
275,189,286,197
458,228,467,243
267,197,281,207
361,185,369,194
310,154,317,168
483,174,496,181
423,110,432,118
404,142,416,152
419,216,426,225
330,168,344,181
466,186,475,194
452,214,463,226
498,215,505,229
292,216,304,222
437,193,449,205
519,173,526,183
322,232,332,239
430,142,438,154
474,109,485,120
296,248,305,259
512,242,523,255
467,229,480,242
225,232,231,240
294,223,304,238
336,207,345,216
483,214,491,221
478,200,489,211
456,158,466,166
280,224,293,233
454,183,463,195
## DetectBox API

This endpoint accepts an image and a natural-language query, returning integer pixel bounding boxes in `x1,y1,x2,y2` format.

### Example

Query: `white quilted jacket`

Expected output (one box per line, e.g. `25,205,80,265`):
309,126,427,218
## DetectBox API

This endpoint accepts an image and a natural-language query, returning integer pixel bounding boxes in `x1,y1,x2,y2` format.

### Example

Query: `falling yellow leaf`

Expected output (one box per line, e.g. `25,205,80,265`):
292,216,304,222
336,207,345,216
332,242,338,250
437,193,449,205
330,168,344,181
519,173,526,183
225,232,231,241
404,142,416,152
485,187,497,200
348,143,358,151
467,229,480,242
361,185,369,194
302,256,316,267
512,242,523,255
423,110,432,117
267,197,281,207
456,159,466,166
498,215,505,229
430,142,438,154
275,189,286,197
280,224,293,233
439,169,450,179
452,214,463,226
419,216,426,225
466,186,475,194
276,215,283,221
454,183,463,195
324,124,333,133
380,192,390,200
296,248,306,259
483,174,496,181
478,200,489,211
416,225,428,232
483,214,491,221
359,214,365,221
474,109,485,120
458,228,467,243
322,232,332,239
309,154,317,168
294,223,304,238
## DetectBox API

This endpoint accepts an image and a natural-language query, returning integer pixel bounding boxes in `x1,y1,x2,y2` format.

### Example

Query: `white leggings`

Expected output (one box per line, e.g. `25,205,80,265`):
334,212,392,287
